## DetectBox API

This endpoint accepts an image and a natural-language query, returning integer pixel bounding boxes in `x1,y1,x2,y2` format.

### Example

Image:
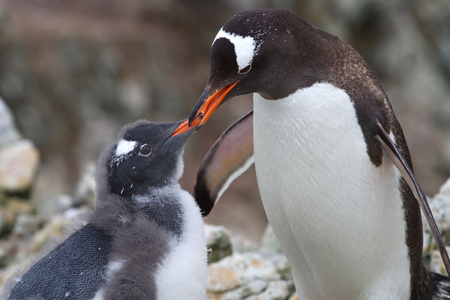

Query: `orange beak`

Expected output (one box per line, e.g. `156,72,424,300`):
170,81,239,137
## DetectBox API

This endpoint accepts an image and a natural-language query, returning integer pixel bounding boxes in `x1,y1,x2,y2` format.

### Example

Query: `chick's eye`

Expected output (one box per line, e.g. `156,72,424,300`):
139,144,152,156
238,64,252,74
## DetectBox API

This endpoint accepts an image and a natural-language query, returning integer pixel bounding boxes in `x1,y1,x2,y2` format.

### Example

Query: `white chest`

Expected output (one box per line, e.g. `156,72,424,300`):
253,83,411,300
154,189,207,299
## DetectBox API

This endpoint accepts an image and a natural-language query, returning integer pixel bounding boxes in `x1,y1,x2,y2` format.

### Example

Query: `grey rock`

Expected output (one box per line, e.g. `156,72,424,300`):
430,247,450,275
54,194,75,214
0,98,20,148
205,225,233,264
0,198,35,237
245,280,290,300
261,225,282,254
423,178,450,251
288,294,300,300
204,223,296,299
0,140,39,194
209,280,267,300
207,253,280,293
206,252,291,300
72,161,96,208
423,178,450,273
12,214,40,240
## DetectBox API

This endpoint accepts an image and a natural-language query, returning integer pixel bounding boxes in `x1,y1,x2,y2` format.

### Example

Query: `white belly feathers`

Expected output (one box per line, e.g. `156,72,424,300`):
253,83,410,300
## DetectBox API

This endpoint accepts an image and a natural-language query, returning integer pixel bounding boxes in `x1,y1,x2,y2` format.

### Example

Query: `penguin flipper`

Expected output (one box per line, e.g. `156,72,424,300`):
375,122,450,276
195,110,254,216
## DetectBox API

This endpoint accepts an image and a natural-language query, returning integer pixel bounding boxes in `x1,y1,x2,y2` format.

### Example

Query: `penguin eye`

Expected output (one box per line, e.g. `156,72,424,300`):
139,144,152,156
238,64,252,74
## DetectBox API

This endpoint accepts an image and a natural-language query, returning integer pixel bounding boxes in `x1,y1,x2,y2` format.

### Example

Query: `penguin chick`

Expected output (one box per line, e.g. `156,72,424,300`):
7,119,207,300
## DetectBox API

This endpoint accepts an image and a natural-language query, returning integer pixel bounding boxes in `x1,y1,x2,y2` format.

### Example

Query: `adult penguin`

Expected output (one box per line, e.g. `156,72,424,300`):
172,9,450,300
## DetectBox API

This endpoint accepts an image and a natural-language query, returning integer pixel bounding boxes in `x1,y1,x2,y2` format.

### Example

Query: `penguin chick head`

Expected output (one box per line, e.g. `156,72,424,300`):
100,119,194,199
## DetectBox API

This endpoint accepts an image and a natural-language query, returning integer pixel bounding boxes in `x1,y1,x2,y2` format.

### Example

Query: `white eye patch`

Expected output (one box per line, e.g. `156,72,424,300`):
110,140,136,168
110,139,137,169
213,28,258,73
115,140,136,157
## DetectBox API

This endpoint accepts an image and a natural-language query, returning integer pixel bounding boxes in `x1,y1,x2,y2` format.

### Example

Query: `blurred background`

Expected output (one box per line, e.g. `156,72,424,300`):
1,0,450,243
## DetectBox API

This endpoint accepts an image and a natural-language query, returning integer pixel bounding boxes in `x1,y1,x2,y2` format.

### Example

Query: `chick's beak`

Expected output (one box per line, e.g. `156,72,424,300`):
170,81,239,137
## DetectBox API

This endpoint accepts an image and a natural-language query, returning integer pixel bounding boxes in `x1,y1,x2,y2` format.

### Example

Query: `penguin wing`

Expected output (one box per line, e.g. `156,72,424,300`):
376,122,450,276
8,224,112,300
195,110,254,216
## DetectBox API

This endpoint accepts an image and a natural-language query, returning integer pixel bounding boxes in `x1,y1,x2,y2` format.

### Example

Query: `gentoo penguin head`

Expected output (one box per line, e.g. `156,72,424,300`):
178,9,331,129
101,120,194,198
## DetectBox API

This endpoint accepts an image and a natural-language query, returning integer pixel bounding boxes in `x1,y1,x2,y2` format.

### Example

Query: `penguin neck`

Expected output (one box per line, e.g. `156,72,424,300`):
130,184,185,238
252,83,421,299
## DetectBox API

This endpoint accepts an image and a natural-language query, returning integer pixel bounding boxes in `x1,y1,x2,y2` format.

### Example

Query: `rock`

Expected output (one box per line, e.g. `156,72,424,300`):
207,253,280,295
0,99,20,148
12,214,41,241
20,214,75,255
0,198,35,238
0,140,39,194
230,234,260,254
269,254,293,284
430,247,450,275
205,225,233,264
0,198,39,268
206,251,294,300
246,280,290,300
260,225,294,285
72,161,96,208
208,280,268,300
289,294,300,300
5,199,35,216
261,225,282,254
0,208,14,237
54,194,75,213
423,178,450,258
204,222,296,299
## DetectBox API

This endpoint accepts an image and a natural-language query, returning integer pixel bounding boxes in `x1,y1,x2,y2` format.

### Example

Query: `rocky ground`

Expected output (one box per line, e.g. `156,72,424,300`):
0,0,449,242
1,98,450,299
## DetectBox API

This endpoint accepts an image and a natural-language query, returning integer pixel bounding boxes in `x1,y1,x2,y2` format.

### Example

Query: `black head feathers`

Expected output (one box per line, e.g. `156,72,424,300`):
96,119,194,200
